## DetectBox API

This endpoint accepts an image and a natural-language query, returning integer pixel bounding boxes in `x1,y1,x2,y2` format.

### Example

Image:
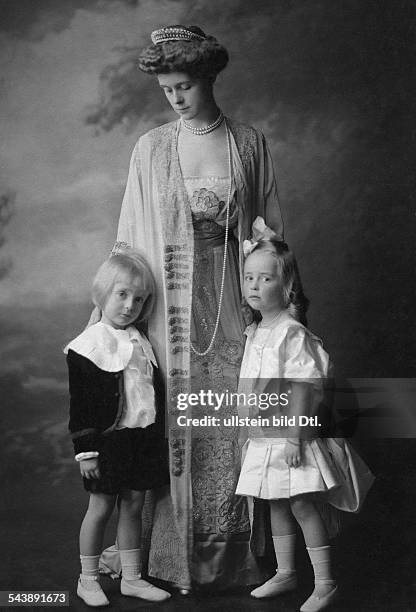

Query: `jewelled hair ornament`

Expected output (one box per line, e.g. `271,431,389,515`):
110,241,129,257
151,26,206,45
243,216,279,257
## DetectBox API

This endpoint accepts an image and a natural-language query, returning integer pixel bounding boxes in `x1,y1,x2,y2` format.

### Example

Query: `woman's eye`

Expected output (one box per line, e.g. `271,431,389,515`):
135,296,143,303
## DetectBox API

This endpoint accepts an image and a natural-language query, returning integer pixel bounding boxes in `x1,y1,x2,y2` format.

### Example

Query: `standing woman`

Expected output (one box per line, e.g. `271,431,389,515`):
108,24,285,590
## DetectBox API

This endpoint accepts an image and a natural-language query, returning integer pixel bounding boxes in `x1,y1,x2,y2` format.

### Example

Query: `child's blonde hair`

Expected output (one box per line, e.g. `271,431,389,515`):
245,239,309,324
92,247,156,324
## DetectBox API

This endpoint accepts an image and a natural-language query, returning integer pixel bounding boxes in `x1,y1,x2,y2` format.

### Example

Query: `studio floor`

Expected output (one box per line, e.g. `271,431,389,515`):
2,440,415,611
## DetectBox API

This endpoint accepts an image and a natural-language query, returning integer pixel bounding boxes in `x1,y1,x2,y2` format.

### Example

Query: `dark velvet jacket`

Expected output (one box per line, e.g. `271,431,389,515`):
67,349,165,455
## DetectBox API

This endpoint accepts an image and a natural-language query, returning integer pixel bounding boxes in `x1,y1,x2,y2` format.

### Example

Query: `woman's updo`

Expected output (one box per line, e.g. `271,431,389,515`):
138,25,229,79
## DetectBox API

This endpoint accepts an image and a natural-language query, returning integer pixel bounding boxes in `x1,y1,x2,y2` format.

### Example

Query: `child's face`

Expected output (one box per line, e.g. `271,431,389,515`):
243,250,285,316
101,272,148,329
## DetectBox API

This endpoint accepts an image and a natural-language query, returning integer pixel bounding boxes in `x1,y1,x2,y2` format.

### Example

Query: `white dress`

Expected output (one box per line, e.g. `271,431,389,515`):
236,311,374,511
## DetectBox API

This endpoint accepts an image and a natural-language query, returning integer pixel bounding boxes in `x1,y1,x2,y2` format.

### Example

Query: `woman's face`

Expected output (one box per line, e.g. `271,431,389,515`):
157,72,214,121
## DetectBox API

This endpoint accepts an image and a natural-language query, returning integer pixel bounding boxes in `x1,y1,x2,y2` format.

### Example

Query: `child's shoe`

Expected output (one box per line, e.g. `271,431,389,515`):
77,576,109,607
120,577,171,601
300,579,338,612
250,570,297,598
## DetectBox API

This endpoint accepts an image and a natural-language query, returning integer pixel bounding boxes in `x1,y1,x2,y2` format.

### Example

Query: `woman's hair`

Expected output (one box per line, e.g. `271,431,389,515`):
92,248,156,324
138,25,228,78
246,239,309,325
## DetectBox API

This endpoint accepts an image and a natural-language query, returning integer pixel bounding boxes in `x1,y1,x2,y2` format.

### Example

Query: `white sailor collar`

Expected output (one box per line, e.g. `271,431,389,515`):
63,322,157,372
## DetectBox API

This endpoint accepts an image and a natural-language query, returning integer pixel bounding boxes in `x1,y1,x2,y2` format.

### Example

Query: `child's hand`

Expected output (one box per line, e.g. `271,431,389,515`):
284,439,302,468
79,458,100,480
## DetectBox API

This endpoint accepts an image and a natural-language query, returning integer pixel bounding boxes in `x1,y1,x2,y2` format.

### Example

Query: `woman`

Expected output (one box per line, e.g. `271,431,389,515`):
103,24,284,591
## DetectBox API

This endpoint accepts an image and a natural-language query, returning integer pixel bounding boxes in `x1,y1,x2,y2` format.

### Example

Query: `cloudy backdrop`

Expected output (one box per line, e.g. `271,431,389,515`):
0,0,414,599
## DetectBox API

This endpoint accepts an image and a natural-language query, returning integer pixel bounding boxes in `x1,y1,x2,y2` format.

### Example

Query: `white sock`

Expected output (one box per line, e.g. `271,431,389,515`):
79,554,100,588
119,548,141,581
306,545,335,584
273,534,297,575
80,554,100,579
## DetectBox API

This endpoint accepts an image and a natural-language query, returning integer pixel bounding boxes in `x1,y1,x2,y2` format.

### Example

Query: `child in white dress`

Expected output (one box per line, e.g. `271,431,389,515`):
64,247,170,607
236,223,374,612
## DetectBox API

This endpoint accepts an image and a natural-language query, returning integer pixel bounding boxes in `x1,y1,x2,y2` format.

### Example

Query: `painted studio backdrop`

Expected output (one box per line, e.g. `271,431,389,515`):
0,0,414,607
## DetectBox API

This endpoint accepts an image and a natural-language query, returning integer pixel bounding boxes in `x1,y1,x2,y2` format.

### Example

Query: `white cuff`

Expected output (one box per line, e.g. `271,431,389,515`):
75,451,99,462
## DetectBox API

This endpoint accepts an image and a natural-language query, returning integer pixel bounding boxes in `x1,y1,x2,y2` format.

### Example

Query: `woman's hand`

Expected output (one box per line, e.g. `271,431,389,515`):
237,428,248,468
238,427,248,451
284,439,302,468
79,458,100,480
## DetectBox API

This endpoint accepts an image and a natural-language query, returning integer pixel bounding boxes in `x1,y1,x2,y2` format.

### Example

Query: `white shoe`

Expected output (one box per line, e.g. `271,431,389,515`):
300,581,338,612
121,577,171,602
250,571,297,598
77,577,109,607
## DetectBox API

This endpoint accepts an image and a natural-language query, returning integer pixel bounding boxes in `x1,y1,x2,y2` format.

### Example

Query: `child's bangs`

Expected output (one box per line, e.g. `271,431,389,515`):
114,266,147,292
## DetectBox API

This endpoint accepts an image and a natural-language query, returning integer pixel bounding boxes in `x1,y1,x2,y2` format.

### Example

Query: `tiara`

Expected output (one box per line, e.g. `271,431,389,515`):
151,26,205,45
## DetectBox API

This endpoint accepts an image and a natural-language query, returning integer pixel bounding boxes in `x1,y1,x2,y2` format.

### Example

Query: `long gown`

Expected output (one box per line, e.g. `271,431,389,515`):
185,175,252,585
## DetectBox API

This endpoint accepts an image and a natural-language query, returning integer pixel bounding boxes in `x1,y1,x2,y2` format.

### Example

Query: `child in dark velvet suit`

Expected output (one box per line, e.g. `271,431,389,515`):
65,247,170,607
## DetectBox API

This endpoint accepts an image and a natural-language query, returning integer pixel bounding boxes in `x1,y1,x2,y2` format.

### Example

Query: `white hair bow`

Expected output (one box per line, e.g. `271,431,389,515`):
242,216,278,257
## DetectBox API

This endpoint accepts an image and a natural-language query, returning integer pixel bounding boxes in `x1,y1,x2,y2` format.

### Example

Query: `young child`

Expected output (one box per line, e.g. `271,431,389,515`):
236,222,374,612
64,247,170,607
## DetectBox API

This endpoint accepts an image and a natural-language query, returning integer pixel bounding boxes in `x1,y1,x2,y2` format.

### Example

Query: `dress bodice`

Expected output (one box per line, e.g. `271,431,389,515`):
184,176,239,242
240,311,330,382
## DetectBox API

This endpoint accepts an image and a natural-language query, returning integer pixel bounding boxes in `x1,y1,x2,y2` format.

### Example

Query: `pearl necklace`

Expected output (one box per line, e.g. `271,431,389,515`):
190,119,232,356
182,111,224,136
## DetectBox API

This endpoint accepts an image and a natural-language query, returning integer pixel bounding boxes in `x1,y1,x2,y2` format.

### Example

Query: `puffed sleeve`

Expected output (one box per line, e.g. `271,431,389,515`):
261,133,284,240
283,326,330,381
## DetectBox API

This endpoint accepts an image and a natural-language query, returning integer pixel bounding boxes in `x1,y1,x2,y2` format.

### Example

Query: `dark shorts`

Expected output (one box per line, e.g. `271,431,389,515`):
83,426,169,495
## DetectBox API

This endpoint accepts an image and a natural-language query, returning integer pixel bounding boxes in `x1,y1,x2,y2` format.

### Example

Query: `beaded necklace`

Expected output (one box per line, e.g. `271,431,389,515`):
182,111,224,136
257,310,284,329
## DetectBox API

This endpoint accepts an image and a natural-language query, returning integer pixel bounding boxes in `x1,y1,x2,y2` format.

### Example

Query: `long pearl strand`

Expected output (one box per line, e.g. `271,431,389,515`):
190,120,232,356
182,111,224,136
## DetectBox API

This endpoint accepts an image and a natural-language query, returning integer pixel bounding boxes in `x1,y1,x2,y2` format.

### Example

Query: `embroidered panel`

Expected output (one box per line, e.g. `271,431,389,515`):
190,232,248,534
